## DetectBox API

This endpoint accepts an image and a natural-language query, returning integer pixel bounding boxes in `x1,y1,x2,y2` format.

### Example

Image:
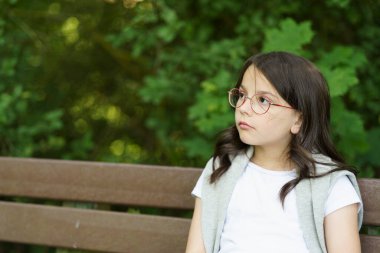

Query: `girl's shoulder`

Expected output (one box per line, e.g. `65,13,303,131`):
312,153,353,176
203,156,217,174
310,153,359,197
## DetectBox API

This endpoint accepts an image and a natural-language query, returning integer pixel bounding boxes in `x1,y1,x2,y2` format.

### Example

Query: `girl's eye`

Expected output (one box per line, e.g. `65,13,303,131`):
239,92,245,98
257,96,270,105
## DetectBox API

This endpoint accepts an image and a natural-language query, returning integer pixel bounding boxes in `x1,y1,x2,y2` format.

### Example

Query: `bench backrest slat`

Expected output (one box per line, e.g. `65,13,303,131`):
358,179,380,226
0,201,190,253
0,157,201,209
360,235,380,253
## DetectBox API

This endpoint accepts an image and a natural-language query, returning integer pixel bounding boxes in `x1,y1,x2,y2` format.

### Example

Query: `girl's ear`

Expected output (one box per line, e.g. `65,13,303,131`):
290,112,302,134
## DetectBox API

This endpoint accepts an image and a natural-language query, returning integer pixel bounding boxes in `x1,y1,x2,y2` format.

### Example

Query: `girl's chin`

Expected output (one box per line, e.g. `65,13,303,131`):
238,132,269,146
238,135,257,146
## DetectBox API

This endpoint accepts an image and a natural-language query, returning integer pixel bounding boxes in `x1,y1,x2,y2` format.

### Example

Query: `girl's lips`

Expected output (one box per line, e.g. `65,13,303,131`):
238,121,254,129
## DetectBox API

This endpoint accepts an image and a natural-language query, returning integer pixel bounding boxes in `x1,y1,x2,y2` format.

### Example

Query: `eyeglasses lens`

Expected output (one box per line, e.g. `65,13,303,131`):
228,89,270,114
229,89,244,108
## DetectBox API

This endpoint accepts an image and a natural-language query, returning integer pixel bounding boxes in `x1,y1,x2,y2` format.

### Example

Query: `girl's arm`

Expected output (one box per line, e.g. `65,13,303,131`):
185,197,206,253
324,203,361,253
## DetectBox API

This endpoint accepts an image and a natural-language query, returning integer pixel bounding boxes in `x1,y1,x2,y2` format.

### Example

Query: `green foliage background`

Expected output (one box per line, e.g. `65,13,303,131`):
1,0,380,251
0,0,380,172
2,0,379,175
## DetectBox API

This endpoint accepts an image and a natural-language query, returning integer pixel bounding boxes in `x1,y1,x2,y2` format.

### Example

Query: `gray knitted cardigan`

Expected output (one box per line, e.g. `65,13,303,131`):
200,147,363,253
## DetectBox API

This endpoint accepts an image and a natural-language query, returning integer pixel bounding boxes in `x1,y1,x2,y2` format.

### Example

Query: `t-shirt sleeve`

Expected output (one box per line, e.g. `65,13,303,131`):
191,168,207,199
324,175,363,217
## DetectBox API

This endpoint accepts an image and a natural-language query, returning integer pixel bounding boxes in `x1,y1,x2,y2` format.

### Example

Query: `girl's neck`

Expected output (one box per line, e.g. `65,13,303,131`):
250,145,294,172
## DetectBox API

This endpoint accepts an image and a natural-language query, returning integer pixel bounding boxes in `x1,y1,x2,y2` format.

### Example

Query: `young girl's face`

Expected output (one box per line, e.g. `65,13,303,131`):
235,65,302,149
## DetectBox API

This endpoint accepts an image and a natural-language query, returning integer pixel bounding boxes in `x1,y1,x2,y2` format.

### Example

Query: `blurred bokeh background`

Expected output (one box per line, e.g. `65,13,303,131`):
1,0,379,172
1,0,380,252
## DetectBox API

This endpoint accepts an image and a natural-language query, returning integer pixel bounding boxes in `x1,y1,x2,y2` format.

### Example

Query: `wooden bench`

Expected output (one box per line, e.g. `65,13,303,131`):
0,157,378,252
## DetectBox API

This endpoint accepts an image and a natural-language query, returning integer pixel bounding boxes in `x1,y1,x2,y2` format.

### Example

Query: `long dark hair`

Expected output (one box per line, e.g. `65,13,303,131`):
210,51,357,206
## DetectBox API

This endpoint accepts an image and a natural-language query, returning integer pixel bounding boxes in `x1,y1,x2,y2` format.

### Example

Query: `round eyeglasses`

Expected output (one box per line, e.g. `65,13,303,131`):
228,88,293,115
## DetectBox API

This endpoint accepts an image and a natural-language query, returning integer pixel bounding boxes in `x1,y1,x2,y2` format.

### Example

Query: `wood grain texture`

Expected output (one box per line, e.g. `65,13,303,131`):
0,201,190,253
0,157,201,209
358,179,380,226
360,235,380,253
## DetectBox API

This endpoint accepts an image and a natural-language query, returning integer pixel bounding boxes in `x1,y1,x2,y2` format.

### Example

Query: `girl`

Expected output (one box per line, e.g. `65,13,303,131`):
186,52,363,253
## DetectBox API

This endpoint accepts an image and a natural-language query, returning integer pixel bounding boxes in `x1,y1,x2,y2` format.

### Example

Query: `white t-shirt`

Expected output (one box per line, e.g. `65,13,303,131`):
192,161,362,253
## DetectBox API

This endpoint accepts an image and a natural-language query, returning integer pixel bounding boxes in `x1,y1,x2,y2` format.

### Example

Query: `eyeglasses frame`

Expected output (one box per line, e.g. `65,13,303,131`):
228,88,293,115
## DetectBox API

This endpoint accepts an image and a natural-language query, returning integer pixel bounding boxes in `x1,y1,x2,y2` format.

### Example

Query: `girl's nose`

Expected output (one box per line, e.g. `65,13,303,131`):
238,98,252,115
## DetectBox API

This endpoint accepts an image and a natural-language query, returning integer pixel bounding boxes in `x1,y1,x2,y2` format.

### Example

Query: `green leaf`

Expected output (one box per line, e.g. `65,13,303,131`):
317,46,367,97
263,18,314,54
317,46,367,69
326,0,351,8
182,137,213,159
331,97,368,161
359,128,380,167
189,70,234,130
157,26,176,43
323,67,358,97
